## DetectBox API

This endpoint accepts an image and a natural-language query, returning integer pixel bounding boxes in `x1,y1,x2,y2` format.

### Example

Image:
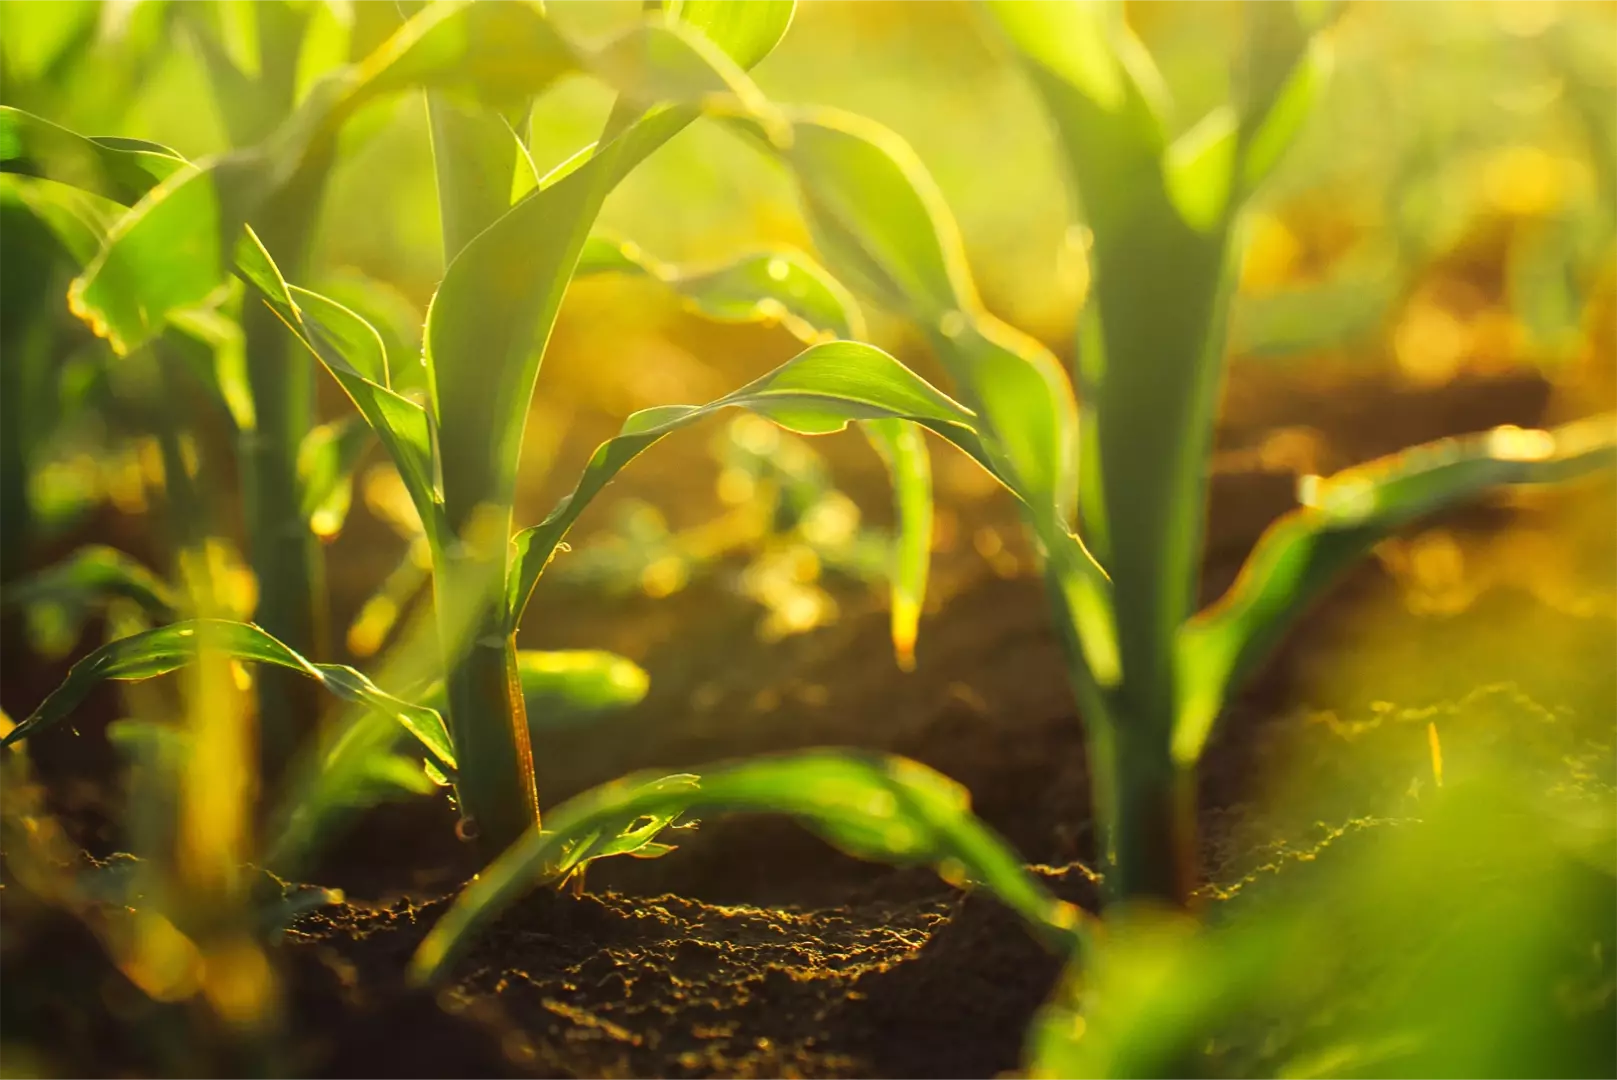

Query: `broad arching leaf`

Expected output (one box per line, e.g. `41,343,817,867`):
410,750,1087,983
229,232,442,538
0,106,187,204
506,341,1001,627
2,618,453,769
734,109,1082,533
576,233,863,343
574,232,930,668
1175,415,1617,763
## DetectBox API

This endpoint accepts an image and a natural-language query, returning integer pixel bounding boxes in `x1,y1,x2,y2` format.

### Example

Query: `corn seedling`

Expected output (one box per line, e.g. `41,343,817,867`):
711,1,1614,908
3,1,1075,970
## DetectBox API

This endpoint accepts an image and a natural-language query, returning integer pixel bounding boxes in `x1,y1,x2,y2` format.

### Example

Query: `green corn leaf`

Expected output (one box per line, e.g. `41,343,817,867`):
576,233,864,343
1,618,454,769
0,106,187,204
423,14,785,540
863,418,932,670
513,650,650,727
236,236,441,538
272,652,646,873
1175,414,1617,764
0,173,122,265
666,0,796,70
1238,41,1331,195
574,232,930,668
296,413,374,539
991,0,1237,725
417,649,650,731
410,750,1086,983
735,109,1081,531
733,108,1092,666
506,341,999,628
2,545,181,625
427,95,525,263
265,710,441,875
68,2,785,356
735,108,977,324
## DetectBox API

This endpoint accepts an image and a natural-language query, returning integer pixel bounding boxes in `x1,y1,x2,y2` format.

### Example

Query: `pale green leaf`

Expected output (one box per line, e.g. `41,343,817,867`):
410,750,1086,983
1175,415,1617,763
576,233,864,343
506,341,998,627
1,618,454,769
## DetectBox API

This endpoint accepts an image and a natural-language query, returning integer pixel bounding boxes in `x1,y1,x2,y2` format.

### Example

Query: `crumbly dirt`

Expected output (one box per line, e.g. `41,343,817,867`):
3,364,1613,1078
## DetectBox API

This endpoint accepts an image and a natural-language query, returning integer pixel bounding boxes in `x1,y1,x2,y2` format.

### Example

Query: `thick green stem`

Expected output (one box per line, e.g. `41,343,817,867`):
1088,718,1198,908
434,541,538,857
1044,569,1197,909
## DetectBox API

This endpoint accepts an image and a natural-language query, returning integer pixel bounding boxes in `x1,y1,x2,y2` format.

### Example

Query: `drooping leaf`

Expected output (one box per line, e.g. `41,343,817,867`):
575,231,936,664
2,545,181,625
506,341,1000,627
410,750,1087,982
1175,415,1617,762
733,109,1082,533
862,418,931,670
0,106,187,204
576,233,863,343
2,618,454,769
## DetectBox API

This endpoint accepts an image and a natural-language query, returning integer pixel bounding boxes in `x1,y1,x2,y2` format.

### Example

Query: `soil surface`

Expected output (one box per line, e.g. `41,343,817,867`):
3,363,1613,1078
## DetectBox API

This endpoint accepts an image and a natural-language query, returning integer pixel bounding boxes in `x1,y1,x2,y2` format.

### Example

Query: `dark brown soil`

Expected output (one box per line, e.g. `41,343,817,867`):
3,364,1613,1078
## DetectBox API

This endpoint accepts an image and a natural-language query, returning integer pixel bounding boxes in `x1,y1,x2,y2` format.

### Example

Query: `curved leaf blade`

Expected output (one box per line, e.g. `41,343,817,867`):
2,545,180,625
0,106,187,204
735,109,1082,533
576,233,864,343
2,618,453,768
506,341,998,627
1175,415,1617,762
410,750,1086,983
575,233,932,667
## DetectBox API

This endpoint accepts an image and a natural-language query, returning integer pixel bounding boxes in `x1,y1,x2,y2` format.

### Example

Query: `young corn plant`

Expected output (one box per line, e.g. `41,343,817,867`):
0,0,800,856
735,1,1617,907
416,0,1616,950
3,1,1090,975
